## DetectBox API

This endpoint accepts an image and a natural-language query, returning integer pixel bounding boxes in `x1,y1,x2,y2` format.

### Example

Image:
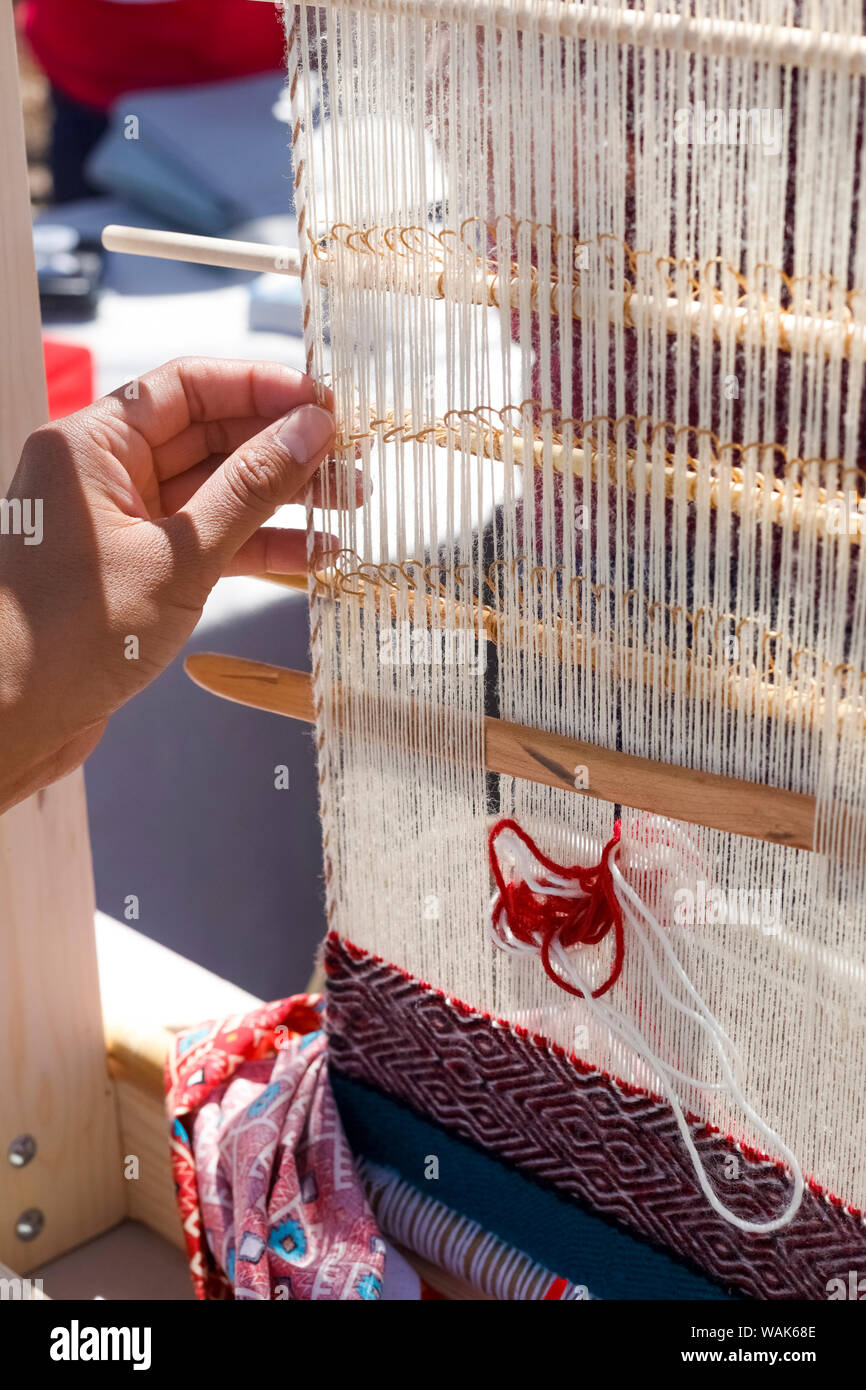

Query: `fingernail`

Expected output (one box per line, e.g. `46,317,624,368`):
276,404,334,465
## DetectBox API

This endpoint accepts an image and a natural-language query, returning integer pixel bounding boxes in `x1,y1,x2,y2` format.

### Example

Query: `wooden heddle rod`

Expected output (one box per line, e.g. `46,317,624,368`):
102,224,866,362
102,225,866,547
185,653,820,854
256,0,866,77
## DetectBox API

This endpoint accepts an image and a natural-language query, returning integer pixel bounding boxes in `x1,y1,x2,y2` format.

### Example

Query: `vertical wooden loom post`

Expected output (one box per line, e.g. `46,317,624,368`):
0,9,124,1268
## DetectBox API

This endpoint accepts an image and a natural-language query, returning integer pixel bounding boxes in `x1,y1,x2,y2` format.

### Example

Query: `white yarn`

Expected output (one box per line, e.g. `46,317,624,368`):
489,828,804,1233
287,0,866,1221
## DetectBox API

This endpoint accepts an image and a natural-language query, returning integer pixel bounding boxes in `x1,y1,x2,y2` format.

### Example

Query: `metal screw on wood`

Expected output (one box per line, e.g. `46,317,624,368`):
7,1134,36,1167
14,1208,44,1242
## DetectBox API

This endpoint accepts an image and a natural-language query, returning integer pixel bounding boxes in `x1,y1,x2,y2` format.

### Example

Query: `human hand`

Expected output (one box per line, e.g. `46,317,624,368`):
0,357,346,813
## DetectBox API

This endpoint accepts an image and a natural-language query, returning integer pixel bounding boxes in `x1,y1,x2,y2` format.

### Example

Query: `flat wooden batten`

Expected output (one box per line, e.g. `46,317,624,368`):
184,653,819,853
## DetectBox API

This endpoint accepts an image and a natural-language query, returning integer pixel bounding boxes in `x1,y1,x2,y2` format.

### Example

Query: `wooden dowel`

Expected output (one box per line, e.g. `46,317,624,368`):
101,224,301,278
184,652,819,853
102,223,866,362
425,416,860,543
273,0,866,76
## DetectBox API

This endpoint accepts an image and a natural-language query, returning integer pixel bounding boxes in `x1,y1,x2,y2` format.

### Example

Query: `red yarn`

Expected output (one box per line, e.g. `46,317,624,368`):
488,818,624,999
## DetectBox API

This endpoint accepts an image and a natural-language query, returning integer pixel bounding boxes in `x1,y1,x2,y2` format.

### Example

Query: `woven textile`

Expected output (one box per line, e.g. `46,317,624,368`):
325,934,866,1300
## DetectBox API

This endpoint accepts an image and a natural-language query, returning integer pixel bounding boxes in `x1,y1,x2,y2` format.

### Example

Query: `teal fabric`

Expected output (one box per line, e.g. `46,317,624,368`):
331,1067,737,1301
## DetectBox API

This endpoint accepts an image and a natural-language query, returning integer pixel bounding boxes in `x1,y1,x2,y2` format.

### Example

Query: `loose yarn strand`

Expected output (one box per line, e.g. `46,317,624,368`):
489,818,805,1234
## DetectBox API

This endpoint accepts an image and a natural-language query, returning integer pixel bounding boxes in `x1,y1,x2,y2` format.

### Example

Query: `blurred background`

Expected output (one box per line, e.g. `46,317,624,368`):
14,0,327,999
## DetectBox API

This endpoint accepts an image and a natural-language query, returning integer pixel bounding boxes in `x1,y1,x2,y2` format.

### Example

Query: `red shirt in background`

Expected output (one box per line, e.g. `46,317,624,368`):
25,0,285,111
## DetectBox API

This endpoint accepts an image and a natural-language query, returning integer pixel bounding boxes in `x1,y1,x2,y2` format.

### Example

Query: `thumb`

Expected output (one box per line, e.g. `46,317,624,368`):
177,403,335,570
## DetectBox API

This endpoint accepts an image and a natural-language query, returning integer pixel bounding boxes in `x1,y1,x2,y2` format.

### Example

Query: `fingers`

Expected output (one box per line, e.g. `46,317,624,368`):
97,357,334,451
175,403,336,569
158,453,366,515
220,528,340,577
151,415,283,481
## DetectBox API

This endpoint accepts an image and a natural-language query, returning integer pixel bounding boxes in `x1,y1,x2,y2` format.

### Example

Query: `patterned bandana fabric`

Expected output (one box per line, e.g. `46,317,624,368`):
165,995,385,1301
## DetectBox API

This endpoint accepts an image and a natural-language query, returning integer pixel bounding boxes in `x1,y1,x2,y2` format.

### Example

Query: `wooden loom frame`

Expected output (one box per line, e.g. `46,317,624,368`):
0,9,293,1299
2,0,862,1300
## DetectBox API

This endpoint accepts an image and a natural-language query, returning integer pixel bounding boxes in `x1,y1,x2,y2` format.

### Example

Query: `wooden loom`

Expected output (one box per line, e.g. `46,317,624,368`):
101,219,848,859
3,2,865,1302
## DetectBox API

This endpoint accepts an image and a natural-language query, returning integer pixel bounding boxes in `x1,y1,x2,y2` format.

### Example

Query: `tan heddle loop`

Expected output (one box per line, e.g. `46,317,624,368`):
100,222,866,362
297,550,866,731
331,405,866,543
315,221,866,361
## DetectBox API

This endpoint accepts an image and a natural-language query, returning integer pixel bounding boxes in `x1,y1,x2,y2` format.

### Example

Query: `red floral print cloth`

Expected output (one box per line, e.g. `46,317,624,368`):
164,994,385,1301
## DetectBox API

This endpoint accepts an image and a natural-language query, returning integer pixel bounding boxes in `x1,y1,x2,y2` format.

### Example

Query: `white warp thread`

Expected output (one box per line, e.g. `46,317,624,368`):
288,0,866,1218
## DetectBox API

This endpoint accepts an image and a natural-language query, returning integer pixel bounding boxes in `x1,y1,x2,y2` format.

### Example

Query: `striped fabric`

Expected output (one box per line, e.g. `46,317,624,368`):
360,1159,589,1301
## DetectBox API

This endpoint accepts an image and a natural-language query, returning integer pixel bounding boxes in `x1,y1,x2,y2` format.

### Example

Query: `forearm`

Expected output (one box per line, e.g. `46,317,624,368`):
0,588,62,813
0,722,105,815
0,587,30,811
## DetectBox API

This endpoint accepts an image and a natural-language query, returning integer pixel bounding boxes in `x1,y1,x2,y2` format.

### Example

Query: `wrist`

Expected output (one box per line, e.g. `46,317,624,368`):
0,590,42,813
